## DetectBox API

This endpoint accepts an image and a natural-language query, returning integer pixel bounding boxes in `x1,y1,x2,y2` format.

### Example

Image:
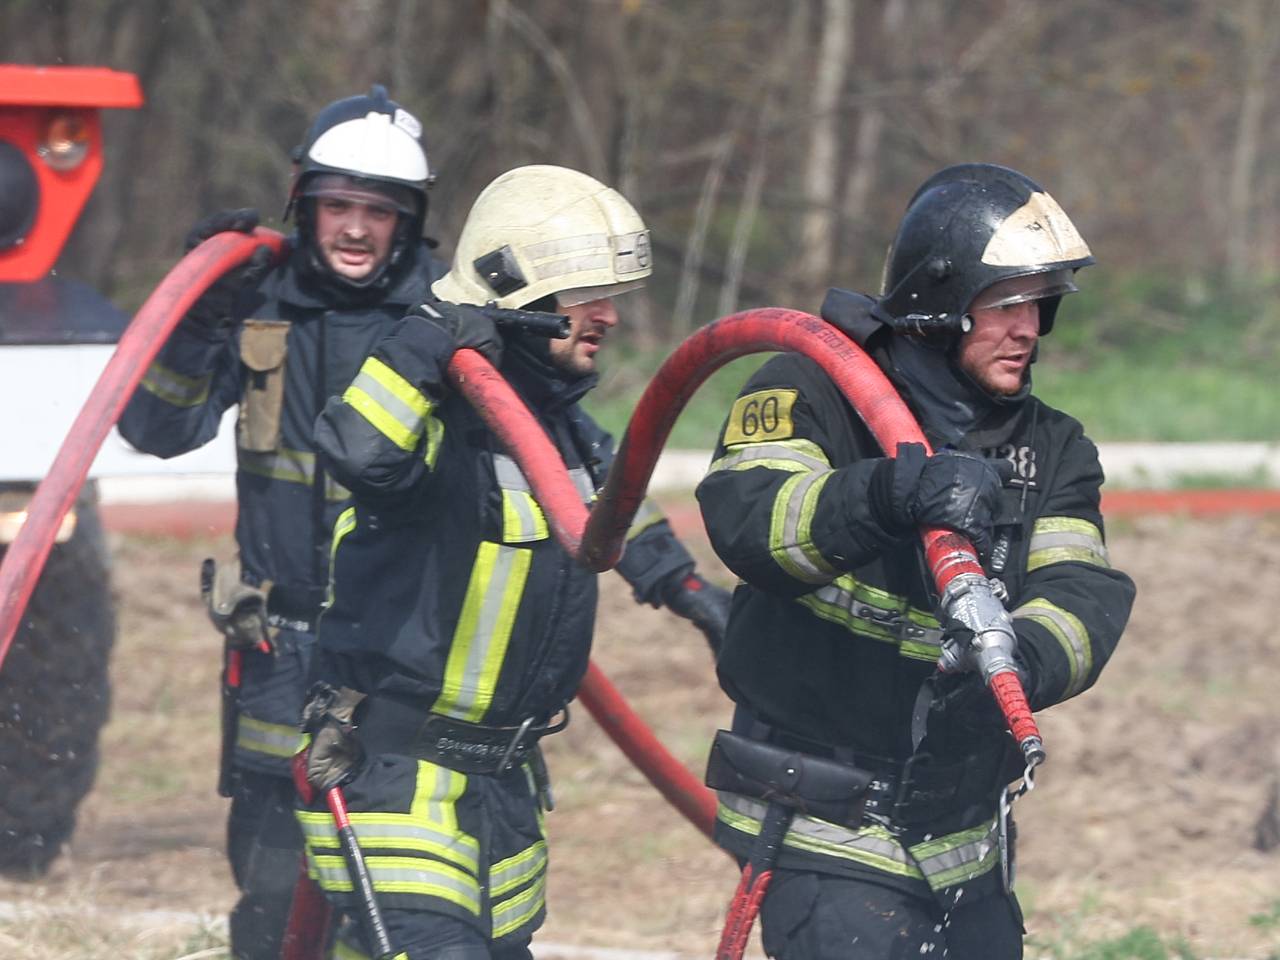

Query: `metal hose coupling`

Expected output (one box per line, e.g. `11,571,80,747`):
937,572,1018,680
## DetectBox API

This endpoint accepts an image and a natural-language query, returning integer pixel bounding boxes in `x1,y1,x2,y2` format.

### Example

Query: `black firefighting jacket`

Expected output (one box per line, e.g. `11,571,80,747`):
118,242,439,774
696,291,1135,906
311,318,695,729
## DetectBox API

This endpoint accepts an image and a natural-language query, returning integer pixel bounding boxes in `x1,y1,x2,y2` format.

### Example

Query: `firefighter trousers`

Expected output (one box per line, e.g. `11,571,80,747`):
758,869,1024,960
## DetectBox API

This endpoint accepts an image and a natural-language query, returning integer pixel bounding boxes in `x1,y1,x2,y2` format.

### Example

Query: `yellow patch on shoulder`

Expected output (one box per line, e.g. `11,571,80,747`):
723,389,799,445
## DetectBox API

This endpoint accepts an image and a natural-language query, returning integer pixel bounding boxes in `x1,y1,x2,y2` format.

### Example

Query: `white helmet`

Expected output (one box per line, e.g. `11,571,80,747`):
433,165,651,309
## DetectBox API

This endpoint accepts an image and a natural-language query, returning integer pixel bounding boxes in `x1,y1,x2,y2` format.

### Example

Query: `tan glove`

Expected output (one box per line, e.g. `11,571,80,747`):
300,683,368,791
200,557,275,651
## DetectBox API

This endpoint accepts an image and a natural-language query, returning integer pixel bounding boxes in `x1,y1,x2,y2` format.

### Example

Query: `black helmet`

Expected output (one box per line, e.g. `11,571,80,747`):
877,163,1093,336
288,85,434,290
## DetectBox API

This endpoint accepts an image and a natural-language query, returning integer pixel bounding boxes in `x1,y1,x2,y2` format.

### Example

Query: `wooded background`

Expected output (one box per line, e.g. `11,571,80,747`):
5,0,1280,350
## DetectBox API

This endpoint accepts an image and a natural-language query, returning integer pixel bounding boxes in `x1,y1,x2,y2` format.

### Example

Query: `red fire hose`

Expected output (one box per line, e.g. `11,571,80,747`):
0,233,1043,957
0,228,288,670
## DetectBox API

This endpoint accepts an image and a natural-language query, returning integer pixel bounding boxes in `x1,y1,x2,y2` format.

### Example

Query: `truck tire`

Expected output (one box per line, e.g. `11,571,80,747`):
0,482,115,877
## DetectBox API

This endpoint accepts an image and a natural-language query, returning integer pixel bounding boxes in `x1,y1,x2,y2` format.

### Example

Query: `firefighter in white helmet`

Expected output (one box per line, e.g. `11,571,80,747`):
299,165,731,958
119,85,443,960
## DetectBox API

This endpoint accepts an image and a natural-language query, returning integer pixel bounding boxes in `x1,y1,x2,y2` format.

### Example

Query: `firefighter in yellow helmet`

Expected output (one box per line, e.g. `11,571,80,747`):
297,165,730,958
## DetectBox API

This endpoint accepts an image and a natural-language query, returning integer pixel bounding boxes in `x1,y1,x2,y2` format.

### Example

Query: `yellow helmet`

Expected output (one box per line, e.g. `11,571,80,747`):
433,164,651,309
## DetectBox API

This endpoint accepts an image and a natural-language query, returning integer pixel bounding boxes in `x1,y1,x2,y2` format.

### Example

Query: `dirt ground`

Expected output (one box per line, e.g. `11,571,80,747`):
1,502,1278,959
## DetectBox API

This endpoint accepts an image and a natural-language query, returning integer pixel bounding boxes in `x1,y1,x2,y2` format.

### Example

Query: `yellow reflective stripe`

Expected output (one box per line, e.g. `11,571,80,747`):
299,761,481,896
423,413,445,470
309,852,481,913
797,574,943,661
907,816,1000,891
139,360,211,408
492,872,546,939
709,437,832,475
344,356,432,451
235,715,305,758
501,489,549,543
1027,516,1110,571
1013,597,1092,697
240,446,351,501
626,499,666,541
718,794,923,879
434,542,532,722
326,507,358,608
490,839,548,898
769,470,838,583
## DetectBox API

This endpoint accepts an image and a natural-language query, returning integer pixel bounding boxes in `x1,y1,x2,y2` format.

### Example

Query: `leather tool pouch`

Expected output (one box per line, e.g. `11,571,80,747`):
705,729,874,826
238,319,290,452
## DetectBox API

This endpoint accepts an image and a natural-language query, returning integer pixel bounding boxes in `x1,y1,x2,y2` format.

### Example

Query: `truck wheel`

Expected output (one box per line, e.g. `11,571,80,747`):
0,483,115,877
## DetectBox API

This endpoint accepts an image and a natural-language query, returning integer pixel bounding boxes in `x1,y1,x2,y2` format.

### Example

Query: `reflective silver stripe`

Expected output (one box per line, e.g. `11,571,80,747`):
502,489,548,542
345,358,430,451
490,840,548,898
297,815,480,875
495,453,594,502
435,543,532,722
1027,516,1110,571
139,361,211,408
235,715,305,758
1013,597,1092,697
240,446,351,500
799,575,943,661
308,852,481,913
492,872,546,939
718,793,922,879
708,438,832,475
907,816,1000,891
524,233,609,261
769,469,836,583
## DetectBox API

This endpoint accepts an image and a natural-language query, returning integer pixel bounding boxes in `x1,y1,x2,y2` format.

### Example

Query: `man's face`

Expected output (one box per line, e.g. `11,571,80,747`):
956,299,1040,396
548,297,619,376
313,195,398,281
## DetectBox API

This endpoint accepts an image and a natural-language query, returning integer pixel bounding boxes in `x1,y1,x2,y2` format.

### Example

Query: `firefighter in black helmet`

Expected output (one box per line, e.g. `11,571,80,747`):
697,163,1135,959
118,86,444,960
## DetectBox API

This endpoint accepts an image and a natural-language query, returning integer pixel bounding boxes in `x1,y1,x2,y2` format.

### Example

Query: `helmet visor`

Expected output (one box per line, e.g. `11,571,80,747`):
556,279,646,308
969,269,1078,312
302,173,418,215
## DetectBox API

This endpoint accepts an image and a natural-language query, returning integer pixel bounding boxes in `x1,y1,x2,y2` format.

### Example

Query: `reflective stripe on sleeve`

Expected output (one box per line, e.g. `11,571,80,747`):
1026,516,1110,571
502,489,549,542
626,498,666,541
343,356,433,452
769,469,838,583
235,715,306,759
708,438,832,475
433,542,533,722
798,574,943,661
1012,597,1093,698
139,361,211,408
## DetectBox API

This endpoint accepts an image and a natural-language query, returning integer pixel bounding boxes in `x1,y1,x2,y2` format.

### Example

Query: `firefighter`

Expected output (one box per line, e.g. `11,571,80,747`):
696,163,1137,959
117,86,443,960
296,164,731,959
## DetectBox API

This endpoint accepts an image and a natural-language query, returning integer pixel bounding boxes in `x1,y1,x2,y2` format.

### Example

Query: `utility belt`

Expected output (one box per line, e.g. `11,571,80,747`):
706,728,1009,829
356,694,569,777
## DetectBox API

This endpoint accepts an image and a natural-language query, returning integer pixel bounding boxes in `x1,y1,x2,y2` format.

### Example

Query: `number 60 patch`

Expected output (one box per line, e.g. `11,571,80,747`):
723,388,799,445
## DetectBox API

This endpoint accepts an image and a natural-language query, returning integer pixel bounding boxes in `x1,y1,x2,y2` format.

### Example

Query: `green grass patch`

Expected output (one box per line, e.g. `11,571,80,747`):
1029,922,1198,960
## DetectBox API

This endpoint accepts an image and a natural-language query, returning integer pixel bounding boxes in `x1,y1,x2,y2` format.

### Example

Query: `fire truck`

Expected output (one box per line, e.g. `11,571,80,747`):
0,64,231,874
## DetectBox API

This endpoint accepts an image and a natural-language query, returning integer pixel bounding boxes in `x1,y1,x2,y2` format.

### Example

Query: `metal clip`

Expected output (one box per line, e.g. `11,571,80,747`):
495,716,535,775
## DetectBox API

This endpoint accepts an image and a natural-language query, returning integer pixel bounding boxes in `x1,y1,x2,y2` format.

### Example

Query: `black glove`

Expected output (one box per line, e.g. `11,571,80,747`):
183,208,274,330
300,683,367,792
871,443,1011,557
662,573,733,655
409,300,503,367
